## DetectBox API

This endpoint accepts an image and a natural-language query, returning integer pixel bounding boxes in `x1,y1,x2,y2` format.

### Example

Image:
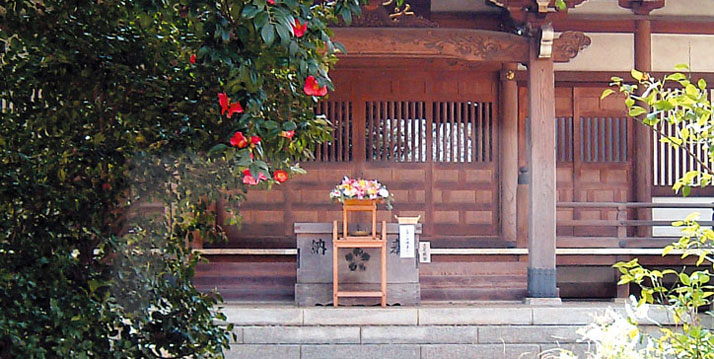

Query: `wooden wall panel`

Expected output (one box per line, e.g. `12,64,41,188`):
220,62,500,248
518,86,633,240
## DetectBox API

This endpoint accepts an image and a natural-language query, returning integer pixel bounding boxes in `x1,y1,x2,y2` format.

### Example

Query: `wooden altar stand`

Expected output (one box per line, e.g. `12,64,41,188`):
333,199,387,307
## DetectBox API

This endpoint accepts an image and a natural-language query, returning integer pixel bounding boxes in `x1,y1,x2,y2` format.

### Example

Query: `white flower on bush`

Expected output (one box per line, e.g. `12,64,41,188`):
541,298,659,359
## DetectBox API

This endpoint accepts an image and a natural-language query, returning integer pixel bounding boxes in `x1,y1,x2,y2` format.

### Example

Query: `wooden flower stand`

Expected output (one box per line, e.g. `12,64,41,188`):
333,199,387,307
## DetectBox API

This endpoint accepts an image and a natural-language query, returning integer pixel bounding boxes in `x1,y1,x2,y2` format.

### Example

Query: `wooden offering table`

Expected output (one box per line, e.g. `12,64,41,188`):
333,199,387,307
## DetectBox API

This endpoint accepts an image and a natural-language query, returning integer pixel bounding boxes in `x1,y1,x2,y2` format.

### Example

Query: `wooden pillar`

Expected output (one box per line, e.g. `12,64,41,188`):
634,20,653,237
527,34,558,298
501,63,519,244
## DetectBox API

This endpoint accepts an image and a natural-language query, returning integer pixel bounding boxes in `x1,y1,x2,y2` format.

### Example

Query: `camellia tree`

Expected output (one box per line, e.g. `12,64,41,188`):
0,0,363,357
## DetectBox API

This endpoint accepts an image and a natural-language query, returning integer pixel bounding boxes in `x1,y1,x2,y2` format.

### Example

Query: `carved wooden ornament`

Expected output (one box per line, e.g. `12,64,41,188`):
331,28,530,63
552,31,591,62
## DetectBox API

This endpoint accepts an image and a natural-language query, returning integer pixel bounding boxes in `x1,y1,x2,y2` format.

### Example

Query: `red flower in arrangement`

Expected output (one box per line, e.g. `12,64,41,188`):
242,169,269,185
218,92,244,118
303,76,327,97
102,183,112,191
230,131,248,148
250,135,261,145
292,19,308,38
190,54,196,64
267,0,275,4
274,170,289,183
280,130,295,139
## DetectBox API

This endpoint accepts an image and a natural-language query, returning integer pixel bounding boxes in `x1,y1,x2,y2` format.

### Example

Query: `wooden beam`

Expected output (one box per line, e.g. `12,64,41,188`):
634,19,653,237
501,64,519,244
331,28,530,63
527,31,558,298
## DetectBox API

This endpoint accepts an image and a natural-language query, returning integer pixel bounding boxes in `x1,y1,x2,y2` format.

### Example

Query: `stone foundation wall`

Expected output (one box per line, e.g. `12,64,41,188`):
222,304,680,359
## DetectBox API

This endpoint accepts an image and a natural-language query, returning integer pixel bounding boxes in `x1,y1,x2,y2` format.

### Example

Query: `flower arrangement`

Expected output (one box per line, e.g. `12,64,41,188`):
330,176,394,209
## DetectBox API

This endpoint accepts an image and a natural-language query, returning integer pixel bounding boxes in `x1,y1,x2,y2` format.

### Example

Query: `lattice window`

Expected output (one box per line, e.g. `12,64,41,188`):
555,116,574,162
653,89,714,186
366,101,427,162
432,101,492,163
579,116,628,163
313,101,353,162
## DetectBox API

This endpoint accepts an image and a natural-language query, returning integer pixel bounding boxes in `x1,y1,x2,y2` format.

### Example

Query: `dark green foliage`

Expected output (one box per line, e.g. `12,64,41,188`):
0,0,362,357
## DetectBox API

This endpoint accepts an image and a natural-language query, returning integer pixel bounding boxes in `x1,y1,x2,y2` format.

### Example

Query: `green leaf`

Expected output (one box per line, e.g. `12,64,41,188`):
686,83,698,97
631,69,644,81
698,78,707,90
628,106,648,117
341,8,352,25
675,63,690,71
254,12,269,30
283,121,297,130
654,99,674,111
333,41,347,54
625,97,635,108
207,143,229,156
600,89,615,101
261,24,276,46
241,5,261,19
664,72,687,82
663,245,674,256
275,23,290,46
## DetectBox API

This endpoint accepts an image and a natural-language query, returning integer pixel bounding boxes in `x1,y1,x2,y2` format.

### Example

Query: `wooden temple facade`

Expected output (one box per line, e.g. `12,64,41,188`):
197,0,714,302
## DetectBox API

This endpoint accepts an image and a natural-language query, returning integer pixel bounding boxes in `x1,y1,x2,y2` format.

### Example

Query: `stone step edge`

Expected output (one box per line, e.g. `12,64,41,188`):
219,304,680,326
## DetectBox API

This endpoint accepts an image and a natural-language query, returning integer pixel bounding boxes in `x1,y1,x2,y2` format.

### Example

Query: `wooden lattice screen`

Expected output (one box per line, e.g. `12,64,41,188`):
579,116,629,163
365,101,427,162
555,116,574,163
364,101,494,163
313,101,353,162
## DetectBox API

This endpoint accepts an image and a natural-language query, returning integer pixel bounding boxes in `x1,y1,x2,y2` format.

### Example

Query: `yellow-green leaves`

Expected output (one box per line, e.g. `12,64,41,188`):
628,105,648,117
631,68,644,81
600,88,615,100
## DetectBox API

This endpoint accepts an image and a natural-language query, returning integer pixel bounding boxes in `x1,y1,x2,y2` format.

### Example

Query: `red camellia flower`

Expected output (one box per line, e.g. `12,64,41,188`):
280,130,295,139
230,131,248,148
190,54,196,64
292,19,308,38
250,136,261,145
274,170,289,183
227,102,244,118
242,169,269,185
218,93,229,114
303,76,327,97
218,92,244,118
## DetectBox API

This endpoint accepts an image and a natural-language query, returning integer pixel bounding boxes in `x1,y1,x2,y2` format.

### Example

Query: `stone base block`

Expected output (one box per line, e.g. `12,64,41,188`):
523,297,562,306
295,283,420,306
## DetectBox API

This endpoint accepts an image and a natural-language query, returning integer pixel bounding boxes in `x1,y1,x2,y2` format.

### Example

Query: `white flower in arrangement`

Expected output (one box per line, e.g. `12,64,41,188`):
378,188,390,198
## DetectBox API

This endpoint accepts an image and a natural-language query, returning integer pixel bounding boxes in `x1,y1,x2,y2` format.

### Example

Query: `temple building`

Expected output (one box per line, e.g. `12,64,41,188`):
195,0,714,303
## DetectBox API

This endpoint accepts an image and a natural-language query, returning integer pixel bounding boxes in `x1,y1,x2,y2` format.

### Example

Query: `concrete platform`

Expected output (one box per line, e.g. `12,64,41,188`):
221,302,686,359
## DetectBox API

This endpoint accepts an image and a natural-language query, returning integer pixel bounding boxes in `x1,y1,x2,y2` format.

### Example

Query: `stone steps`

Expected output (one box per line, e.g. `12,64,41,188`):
222,303,678,359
